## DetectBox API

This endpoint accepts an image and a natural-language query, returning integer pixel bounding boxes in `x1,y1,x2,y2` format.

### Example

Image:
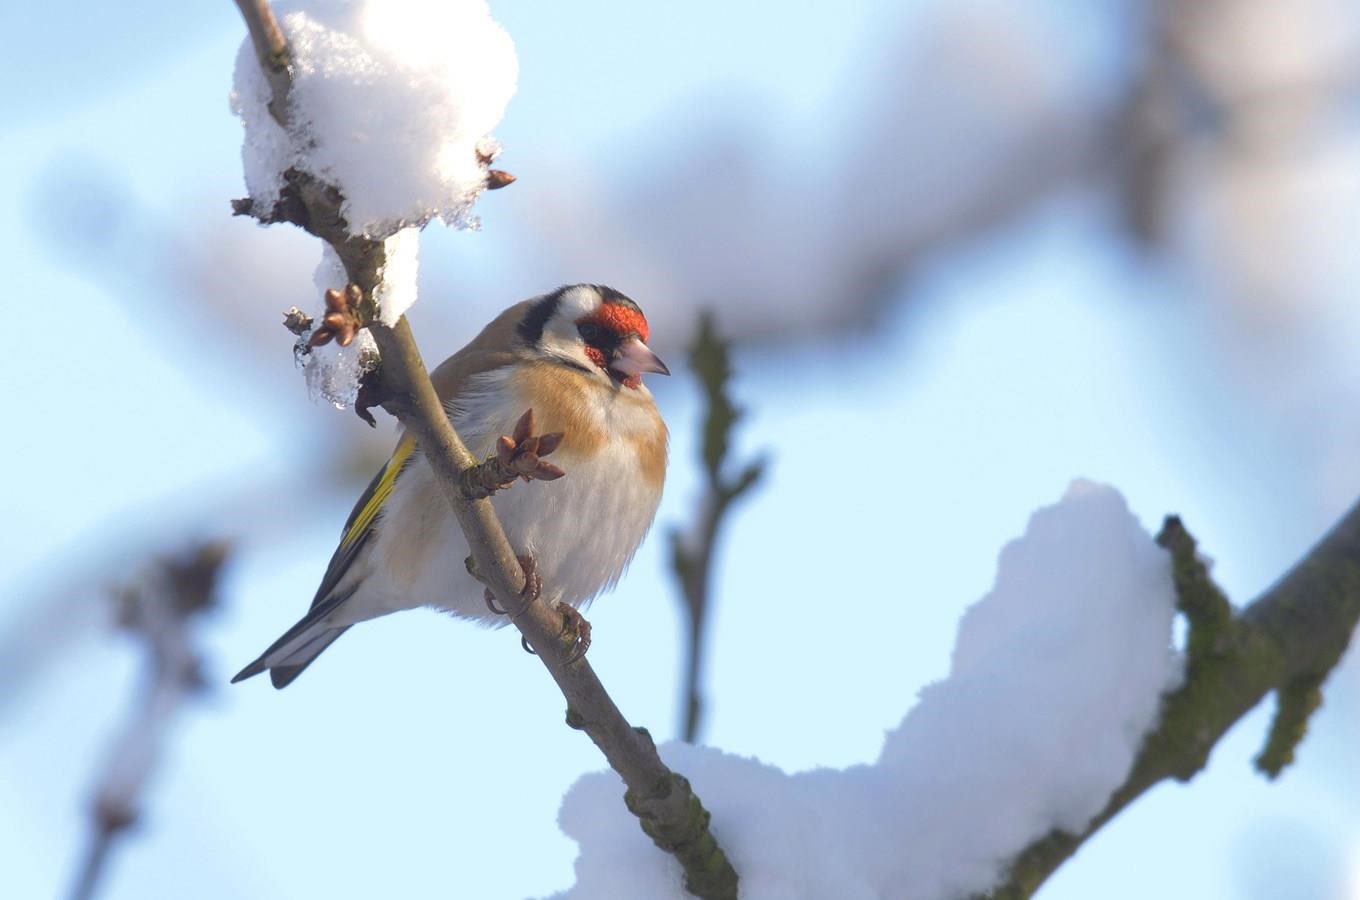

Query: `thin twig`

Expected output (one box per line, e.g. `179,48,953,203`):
68,826,118,900
230,7,738,896
68,543,229,900
976,506,1360,899
670,312,766,742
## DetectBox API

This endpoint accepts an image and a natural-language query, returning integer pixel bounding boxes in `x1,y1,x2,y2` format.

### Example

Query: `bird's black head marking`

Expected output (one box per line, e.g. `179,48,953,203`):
517,287,568,346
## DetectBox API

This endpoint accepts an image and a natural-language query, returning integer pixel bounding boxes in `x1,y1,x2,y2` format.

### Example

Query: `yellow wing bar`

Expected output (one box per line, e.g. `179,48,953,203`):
340,433,417,552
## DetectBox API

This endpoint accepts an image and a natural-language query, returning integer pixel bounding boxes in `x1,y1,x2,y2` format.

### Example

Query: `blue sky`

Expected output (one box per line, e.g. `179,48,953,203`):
2,2,1357,899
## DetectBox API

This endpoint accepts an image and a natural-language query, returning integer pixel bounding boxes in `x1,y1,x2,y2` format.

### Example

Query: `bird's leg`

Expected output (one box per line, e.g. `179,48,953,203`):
512,553,542,612
556,603,593,666
479,554,541,618
488,566,590,665
465,555,503,613
459,409,566,500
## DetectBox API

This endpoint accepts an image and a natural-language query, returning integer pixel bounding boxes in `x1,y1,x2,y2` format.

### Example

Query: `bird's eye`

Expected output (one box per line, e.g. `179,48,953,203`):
577,322,605,344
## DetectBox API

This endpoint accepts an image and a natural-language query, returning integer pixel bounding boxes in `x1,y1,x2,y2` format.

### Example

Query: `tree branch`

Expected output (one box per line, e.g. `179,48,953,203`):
978,503,1360,899
68,542,229,900
670,312,766,742
232,0,290,126
230,7,738,897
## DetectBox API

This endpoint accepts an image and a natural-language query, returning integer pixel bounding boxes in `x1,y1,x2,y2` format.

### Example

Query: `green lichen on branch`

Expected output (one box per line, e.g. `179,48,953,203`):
975,505,1360,900
1156,515,1233,663
625,773,738,900
1144,515,1273,782
1255,670,1325,778
670,311,767,742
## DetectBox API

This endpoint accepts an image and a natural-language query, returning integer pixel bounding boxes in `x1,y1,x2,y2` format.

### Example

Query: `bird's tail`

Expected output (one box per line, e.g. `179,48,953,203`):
231,593,352,689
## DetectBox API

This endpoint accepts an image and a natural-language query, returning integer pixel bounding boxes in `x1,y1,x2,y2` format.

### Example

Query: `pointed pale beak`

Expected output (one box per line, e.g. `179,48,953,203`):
610,337,670,378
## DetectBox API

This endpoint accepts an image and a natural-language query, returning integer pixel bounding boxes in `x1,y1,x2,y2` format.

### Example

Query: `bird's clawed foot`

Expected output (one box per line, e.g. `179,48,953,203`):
469,552,588,664
515,602,591,664
483,554,540,616
555,603,592,666
497,409,566,483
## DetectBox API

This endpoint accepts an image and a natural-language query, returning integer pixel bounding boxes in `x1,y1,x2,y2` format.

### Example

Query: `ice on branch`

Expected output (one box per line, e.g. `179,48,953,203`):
287,228,418,408
300,244,378,408
554,482,1183,899
230,0,518,238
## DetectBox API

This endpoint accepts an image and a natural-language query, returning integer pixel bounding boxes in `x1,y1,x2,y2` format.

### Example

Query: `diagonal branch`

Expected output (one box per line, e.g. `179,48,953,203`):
230,5,737,897
978,502,1360,899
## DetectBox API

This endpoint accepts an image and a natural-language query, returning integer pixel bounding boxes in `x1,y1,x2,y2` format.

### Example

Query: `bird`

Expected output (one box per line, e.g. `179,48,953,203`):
232,283,669,688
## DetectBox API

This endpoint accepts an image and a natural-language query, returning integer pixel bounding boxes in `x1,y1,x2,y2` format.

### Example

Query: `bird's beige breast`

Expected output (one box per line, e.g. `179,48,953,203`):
513,363,608,452
625,427,666,494
512,363,667,493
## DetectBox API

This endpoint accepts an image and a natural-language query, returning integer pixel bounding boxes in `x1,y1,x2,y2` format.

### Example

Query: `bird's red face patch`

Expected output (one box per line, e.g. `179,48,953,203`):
591,304,649,343
577,302,651,389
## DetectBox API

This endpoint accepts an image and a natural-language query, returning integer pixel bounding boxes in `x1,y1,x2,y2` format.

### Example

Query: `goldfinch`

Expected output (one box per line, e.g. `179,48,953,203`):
233,284,669,688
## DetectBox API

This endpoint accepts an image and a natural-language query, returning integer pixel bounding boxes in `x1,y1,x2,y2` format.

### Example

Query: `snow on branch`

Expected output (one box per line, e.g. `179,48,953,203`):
231,0,516,407
229,3,738,896
976,501,1360,899
564,483,1179,898
232,0,516,239
558,483,1360,899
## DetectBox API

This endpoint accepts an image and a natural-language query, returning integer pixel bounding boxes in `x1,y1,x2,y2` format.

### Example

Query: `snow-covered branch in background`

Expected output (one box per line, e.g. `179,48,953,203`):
1135,0,1360,509
501,0,1358,514
558,481,1360,899
230,2,739,896
980,494,1360,897
68,543,230,900
521,5,1109,348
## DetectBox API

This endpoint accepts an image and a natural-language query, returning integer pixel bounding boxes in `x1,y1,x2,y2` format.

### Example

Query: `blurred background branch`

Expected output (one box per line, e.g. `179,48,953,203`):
68,542,230,900
670,312,766,743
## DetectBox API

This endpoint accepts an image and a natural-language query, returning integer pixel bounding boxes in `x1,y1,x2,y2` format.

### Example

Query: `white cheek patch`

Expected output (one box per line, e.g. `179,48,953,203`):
540,331,600,373
538,286,607,372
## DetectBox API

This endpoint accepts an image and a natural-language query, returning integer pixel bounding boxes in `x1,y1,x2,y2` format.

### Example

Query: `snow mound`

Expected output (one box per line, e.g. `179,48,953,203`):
231,0,517,239
554,482,1183,899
